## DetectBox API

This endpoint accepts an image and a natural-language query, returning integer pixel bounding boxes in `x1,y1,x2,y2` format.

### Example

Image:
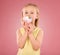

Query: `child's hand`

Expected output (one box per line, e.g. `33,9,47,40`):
27,23,35,34
22,21,34,35
22,21,28,30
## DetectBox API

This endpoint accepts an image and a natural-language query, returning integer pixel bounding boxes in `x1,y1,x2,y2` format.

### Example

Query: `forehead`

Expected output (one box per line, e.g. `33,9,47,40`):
22,6,37,12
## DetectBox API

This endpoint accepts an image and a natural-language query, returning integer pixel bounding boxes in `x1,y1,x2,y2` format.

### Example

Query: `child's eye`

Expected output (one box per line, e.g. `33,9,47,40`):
25,12,28,14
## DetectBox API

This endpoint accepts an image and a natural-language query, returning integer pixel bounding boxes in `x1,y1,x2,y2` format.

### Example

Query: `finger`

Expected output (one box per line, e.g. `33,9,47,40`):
28,24,32,29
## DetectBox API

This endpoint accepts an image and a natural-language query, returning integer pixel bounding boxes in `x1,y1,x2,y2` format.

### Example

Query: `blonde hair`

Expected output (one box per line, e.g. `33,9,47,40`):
22,3,39,27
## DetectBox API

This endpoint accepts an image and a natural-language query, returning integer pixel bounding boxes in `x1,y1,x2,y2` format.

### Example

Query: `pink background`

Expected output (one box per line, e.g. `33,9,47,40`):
0,0,60,55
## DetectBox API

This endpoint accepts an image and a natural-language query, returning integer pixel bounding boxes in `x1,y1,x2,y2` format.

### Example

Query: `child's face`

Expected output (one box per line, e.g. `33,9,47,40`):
22,6,39,25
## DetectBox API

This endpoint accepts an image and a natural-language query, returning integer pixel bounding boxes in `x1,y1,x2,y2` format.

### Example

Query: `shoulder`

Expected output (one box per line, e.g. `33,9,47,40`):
16,27,25,35
37,27,44,36
16,28,20,35
16,27,24,32
16,27,23,34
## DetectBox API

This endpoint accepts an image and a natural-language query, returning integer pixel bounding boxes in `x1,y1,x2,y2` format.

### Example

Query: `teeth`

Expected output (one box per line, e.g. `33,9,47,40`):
23,16,32,23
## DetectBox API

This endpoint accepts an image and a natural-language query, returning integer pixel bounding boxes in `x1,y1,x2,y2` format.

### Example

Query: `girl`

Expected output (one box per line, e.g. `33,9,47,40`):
16,3,44,55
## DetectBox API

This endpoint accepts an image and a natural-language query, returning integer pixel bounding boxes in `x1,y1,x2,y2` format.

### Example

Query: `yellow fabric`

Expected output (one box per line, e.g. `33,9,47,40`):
17,27,40,55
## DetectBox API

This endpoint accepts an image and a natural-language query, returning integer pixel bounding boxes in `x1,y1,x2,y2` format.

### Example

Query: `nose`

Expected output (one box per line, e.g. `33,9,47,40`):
27,15,31,19
27,13,31,17
27,15,30,17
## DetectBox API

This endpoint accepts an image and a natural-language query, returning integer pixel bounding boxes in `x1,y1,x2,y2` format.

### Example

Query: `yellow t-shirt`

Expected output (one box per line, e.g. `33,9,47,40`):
17,27,40,55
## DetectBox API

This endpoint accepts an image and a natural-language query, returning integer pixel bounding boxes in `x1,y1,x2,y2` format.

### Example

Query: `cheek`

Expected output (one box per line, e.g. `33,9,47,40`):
23,13,27,17
33,12,37,18
32,18,35,24
31,14,36,19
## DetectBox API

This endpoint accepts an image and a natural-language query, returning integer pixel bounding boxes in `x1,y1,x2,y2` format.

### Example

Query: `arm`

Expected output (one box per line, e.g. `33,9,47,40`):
16,29,27,49
29,30,44,50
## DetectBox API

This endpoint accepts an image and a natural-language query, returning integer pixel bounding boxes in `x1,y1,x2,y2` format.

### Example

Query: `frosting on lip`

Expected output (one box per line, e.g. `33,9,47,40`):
23,16,32,23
